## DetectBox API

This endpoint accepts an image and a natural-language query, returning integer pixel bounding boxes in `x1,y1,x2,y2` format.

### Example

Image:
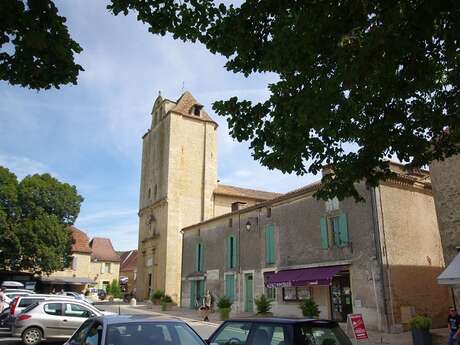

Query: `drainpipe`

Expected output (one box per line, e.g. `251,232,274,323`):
370,186,390,331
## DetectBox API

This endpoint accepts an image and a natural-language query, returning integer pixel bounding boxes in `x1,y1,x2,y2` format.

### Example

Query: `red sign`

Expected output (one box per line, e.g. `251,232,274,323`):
349,314,368,340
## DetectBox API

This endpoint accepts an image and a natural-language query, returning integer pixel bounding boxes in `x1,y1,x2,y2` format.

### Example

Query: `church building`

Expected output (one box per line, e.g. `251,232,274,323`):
136,91,279,301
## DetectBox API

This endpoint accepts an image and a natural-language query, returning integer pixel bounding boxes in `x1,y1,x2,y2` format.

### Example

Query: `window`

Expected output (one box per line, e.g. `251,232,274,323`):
19,298,43,307
44,303,62,316
148,188,151,199
154,184,158,199
264,271,276,300
101,264,105,273
85,324,103,345
265,224,276,265
266,207,272,218
296,324,352,345
72,256,78,270
196,243,204,272
228,218,233,227
320,213,349,249
211,322,251,345
251,324,287,345
105,263,111,273
64,303,93,318
282,287,311,301
227,236,237,269
224,274,236,301
69,320,94,345
146,256,153,267
325,197,340,212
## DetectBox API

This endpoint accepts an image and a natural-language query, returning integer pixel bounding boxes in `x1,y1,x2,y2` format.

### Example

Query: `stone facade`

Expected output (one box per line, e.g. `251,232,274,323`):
136,92,276,302
430,154,460,265
181,167,449,331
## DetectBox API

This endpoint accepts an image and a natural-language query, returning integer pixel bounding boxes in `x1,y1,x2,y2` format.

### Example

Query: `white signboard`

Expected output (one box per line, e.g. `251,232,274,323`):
206,269,219,280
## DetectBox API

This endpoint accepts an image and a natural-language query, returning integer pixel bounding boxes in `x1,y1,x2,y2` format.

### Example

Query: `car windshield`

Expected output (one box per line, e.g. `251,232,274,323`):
106,322,204,345
296,323,353,345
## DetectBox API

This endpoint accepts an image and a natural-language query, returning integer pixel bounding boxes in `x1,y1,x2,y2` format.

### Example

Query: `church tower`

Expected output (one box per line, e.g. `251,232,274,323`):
136,91,218,301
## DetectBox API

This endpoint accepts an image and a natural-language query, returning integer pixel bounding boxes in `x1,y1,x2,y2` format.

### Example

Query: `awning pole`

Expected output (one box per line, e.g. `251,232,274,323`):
452,288,457,311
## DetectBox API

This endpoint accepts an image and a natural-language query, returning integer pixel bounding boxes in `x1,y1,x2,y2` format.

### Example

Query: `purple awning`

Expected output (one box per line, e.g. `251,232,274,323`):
266,265,346,288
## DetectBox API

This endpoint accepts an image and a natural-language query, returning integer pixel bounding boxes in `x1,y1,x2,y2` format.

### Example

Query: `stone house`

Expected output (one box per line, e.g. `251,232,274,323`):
120,250,138,293
89,237,120,290
181,164,449,331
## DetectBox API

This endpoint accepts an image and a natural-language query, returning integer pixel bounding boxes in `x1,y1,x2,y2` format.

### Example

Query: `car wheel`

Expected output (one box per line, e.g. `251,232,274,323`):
22,327,43,345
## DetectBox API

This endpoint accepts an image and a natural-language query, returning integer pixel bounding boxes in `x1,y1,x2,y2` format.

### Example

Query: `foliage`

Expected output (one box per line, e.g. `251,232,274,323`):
0,166,83,274
161,294,173,303
299,298,320,318
108,0,460,201
409,315,432,331
255,294,272,315
151,289,165,301
108,279,122,299
217,296,232,310
0,0,83,90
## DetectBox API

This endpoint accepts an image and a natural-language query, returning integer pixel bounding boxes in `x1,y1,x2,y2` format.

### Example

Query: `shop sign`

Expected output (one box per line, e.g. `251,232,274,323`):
348,314,368,340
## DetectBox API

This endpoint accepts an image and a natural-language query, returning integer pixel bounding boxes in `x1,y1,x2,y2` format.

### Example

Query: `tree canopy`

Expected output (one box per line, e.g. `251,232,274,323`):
0,0,83,90
0,166,83,274
108,0,460,200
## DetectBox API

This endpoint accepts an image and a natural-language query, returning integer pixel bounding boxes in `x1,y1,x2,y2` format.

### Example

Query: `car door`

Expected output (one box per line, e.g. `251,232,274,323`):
42,302,65,338
209,321,253,345
246,323,290,345
62,303,94,336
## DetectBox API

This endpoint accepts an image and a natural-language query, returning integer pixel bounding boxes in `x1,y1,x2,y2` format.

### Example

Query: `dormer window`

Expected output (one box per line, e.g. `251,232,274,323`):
191,104,203,116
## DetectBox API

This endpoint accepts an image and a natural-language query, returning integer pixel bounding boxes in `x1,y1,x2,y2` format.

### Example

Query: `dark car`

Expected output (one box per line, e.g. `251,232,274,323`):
206,318,353,345
64,314,206,345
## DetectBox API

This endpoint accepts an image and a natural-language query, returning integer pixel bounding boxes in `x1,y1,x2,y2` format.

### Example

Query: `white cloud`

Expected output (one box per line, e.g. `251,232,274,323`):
76,208,138,227
0,154,58,180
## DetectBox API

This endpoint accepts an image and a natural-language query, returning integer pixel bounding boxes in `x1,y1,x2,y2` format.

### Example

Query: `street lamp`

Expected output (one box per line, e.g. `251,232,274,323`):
246,220,251,231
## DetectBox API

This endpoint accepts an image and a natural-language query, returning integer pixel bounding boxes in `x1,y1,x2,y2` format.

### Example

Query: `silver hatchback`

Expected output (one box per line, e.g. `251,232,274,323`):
12,299,114,345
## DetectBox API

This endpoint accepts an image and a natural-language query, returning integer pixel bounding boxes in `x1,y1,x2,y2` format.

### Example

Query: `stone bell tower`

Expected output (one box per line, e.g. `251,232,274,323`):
136,91,218,301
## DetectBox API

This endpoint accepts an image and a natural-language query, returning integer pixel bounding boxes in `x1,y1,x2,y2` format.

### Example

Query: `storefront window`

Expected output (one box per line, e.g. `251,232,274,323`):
282,286,311,301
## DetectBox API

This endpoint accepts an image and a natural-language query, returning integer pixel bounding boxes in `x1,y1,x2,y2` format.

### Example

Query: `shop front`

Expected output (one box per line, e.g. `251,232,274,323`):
266,265,352,321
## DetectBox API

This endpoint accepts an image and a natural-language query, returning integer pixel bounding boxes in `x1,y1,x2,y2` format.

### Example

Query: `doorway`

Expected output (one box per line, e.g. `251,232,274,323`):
330,271,353,322
244,273,254,313
190,280,205,309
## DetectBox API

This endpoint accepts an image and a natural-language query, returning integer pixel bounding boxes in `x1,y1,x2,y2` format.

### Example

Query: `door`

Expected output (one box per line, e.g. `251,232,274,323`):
42,303,64,338
62,303,93,336
244,274,253,313
330,272,353,322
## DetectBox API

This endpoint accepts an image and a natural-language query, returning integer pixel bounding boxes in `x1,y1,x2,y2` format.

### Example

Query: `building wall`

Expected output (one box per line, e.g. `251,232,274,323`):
430,155,460,265
213,195,260,217
377,184,449,328
89,261,120,289
181,184,386,330
48,253,91,279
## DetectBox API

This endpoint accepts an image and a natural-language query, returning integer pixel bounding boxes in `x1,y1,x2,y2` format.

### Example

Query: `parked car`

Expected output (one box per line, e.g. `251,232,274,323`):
12,299,116,345
3,290,34,306
206,318,353,345
9,295,78,318
64,315,206,345
59,291,94,305
1,281,25,289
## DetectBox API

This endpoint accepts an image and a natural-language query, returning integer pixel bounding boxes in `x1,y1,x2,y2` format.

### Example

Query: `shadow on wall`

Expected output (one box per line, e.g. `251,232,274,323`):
388,265,450,328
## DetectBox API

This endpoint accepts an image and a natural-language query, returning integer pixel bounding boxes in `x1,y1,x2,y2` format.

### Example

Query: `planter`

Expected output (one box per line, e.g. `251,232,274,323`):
161,302,173,311
219,308,231,320
411,329,432,345
152,299,161,305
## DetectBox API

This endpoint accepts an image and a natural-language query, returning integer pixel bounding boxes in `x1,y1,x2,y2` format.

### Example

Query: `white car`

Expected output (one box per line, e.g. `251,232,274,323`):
59,291,94,305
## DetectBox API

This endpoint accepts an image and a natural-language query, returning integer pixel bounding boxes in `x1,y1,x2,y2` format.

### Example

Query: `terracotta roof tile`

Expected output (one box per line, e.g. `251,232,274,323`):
120,250,138,272
89,237,120,262
69,226,91,254
214,184,282,201
171,91,217,125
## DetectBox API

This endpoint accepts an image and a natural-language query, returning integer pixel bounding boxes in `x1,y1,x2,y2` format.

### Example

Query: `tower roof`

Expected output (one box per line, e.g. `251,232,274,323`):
171,91,218,126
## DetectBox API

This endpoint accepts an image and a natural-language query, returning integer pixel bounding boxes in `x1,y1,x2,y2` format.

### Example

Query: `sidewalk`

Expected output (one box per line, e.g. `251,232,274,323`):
126,303,449,345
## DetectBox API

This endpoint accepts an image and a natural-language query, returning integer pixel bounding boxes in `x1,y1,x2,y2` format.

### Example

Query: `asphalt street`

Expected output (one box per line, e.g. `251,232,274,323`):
0,304,218,345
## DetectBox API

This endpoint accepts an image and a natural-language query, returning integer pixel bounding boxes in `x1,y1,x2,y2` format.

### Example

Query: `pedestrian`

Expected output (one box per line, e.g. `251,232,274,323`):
448,307,460,345
0,288,5,313
51,288,56,294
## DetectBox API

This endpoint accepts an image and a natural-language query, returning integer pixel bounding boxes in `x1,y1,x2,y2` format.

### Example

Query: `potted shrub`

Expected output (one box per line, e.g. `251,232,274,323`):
409,315,432,345
255,294,273,316
217,296,233,320
160,294,173,311
151,289,165,305
299,298,320,318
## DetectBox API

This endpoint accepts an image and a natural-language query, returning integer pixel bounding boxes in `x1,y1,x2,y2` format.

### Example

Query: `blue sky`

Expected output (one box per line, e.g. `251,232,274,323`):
0,1,316,250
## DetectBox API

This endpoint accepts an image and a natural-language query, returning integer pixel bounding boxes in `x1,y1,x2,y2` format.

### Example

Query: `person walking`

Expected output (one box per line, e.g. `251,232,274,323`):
448,307,460,345
0,288,5,313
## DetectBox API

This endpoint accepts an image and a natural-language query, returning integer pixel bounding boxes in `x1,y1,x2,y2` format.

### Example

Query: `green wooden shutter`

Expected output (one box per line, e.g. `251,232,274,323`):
320,217,329,249
200,244,204,272
226,237,231,269
339,213,349,246
232,236,238,268
265,225,275,264
190,281,196,308
225,274,235,301
195,244,200,271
